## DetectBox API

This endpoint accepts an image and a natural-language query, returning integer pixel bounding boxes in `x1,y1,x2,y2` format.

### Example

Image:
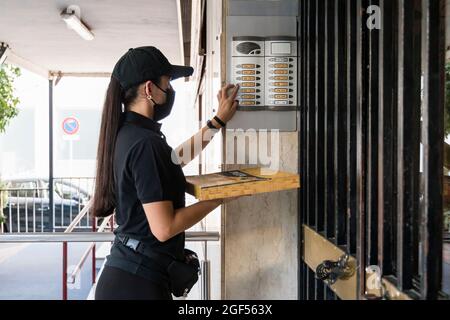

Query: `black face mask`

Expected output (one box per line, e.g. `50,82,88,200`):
151,82,176,122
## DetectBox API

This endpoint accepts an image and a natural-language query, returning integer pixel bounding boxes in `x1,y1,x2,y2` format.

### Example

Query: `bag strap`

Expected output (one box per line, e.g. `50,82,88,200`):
115,234,174,268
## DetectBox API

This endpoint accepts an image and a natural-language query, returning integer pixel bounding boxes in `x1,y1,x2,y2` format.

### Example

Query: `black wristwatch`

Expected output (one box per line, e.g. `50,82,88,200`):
213,116,226,127
207,119,220,130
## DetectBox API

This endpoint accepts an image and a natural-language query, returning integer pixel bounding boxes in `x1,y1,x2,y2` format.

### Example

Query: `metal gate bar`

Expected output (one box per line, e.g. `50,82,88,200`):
420,0,445,300
298,0,446,300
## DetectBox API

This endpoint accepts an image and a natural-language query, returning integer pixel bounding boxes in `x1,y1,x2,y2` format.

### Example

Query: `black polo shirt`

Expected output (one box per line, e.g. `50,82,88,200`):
104,111,186,286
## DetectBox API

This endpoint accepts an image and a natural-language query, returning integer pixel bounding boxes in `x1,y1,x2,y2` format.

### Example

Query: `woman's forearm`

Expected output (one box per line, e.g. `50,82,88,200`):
174,83,238,168
175,124,220,168
169,199,222,237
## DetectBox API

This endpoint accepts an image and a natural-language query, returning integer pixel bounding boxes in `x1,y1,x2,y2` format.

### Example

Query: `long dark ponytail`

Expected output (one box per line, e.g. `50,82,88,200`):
92,77,124,218
92,76,146,217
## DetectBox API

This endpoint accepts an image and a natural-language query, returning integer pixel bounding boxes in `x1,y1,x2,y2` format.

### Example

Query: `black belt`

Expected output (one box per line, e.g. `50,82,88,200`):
115,234,174,269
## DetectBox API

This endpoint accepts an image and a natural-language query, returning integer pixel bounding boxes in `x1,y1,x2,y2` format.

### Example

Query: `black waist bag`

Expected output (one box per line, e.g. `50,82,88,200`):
166,248,200,297
116,235,200,297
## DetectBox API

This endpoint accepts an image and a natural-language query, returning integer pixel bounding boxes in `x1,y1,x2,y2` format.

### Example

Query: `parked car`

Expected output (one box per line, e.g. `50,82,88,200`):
1,178,92,232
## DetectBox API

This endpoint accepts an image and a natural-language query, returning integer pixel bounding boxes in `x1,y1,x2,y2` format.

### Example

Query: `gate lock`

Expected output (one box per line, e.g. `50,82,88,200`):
315,254,355,285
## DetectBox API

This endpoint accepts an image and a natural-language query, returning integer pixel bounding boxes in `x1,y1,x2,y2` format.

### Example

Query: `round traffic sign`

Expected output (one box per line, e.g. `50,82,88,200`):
62,117,80,135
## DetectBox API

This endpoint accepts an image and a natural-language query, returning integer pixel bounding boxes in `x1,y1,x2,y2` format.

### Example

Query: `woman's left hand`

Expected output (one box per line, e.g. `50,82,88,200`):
215,83,240,124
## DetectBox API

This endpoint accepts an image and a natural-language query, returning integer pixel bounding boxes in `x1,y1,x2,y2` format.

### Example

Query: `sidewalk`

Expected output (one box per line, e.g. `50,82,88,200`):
0,242,94,300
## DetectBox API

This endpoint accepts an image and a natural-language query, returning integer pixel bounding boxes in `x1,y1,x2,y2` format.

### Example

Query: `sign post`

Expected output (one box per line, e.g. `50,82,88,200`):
62,117,80,177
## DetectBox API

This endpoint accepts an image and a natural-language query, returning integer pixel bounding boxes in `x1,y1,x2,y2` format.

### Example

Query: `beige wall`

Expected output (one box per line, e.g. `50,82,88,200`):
222,131,299,299
196,0,300,299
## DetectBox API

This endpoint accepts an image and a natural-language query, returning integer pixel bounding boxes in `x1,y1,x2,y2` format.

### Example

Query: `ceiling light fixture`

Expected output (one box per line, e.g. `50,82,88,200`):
61,9,94,41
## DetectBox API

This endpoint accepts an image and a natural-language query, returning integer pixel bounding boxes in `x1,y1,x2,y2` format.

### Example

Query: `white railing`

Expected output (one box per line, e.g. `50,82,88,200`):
1,184,219,300
0,177,95,233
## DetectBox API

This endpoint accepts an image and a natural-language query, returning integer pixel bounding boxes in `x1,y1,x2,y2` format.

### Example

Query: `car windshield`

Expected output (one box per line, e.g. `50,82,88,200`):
7,181,38,198
54,182,86,201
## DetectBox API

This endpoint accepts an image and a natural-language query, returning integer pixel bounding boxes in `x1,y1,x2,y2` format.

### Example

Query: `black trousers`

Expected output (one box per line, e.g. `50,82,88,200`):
95,266,173,300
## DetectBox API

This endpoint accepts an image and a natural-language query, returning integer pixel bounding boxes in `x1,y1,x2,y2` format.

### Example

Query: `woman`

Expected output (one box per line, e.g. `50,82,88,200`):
92,46,239,300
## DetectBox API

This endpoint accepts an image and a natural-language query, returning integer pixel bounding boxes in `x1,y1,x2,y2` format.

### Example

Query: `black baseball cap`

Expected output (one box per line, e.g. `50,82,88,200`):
112,46,194,91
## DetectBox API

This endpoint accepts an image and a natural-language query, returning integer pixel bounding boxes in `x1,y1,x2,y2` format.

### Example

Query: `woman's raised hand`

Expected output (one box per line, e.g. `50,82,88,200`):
215,83,240,124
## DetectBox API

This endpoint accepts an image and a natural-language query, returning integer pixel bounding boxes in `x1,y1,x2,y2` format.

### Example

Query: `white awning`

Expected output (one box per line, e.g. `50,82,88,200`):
0,0,185,78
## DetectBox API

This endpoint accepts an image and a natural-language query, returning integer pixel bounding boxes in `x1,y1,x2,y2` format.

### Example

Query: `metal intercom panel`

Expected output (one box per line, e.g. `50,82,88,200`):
226,4,298,131
231,36,298,111
264,36,297,108
231,37,265,107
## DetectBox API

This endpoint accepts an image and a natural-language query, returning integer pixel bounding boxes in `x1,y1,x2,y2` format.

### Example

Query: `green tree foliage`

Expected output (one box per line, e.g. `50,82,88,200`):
0,64,20,226
0,64,21,133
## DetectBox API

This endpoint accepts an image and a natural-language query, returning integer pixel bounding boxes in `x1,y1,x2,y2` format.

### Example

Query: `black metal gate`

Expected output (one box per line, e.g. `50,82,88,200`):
298,0,447,300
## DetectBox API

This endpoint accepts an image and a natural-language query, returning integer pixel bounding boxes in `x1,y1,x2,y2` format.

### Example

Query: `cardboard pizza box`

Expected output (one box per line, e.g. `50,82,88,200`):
185,167,300,200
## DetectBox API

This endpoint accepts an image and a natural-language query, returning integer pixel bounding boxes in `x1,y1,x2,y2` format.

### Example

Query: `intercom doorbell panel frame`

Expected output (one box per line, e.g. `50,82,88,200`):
231,36,298,111
264,36,297,108
226,12,298,131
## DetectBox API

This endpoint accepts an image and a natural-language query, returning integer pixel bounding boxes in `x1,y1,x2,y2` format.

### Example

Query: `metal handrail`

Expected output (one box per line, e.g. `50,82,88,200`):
0,231,220,243
64,199,92,233
67,218,110,284
1,190,219,301
0,231,219,300
61,199,95,298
